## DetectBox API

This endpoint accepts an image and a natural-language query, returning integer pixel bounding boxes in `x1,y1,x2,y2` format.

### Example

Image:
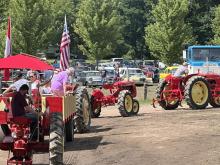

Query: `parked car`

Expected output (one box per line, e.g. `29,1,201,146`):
160,66,179,79
119,68,146,85
76,71,102,87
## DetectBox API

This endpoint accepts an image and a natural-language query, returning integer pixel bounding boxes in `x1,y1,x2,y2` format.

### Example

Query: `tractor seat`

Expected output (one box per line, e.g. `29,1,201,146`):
10,117,32,125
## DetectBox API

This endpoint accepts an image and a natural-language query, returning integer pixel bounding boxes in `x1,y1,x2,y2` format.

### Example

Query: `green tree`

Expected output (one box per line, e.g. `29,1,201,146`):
145,0,194,65
6,0,76,56
186,0,220,44
74,0,124,62
118,0,157,60
212,5,220,44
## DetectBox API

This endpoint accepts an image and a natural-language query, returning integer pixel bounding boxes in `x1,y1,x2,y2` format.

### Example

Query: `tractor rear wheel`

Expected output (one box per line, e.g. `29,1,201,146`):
74,87,91,133
49,112,63,165
118,90,133,117
156,80,179,110
132,99,139,115
184,76,210,109
90,96,101,118
65,118,74,142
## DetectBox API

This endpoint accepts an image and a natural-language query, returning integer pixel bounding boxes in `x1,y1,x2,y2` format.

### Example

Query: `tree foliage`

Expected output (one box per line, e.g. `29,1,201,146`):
212,5,220,44
118,0,156,60
74,0,124,61
145,0,194,65
186,0,220,44
0,0,76,57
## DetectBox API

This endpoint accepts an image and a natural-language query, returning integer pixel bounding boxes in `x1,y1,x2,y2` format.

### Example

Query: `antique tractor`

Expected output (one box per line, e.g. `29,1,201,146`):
90,81,139,117
154,45,220,110
0,54,91,165
153,73,220,110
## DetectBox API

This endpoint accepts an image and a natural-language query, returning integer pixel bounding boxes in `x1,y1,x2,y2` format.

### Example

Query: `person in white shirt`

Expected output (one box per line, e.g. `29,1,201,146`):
3,71,29,94
173,62,189,77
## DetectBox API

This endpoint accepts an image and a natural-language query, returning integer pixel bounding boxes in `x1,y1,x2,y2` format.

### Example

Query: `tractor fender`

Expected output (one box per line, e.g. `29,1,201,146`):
91,89,104,100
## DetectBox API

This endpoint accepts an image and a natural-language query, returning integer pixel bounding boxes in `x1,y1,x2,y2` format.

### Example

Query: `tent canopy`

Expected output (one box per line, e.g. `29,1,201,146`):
0,53,54,70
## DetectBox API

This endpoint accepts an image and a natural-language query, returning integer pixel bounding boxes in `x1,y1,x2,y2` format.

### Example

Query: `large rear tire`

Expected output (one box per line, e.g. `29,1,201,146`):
156,80,179,110
118,90,133,117
184,76,210,109
74,87,91,133
90,96,101,118
49,112,63,165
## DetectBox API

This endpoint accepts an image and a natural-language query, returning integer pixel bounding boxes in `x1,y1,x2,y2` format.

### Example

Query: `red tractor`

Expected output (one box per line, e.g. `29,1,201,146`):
0,54,91,165
153,73,220,110
90,81,139,117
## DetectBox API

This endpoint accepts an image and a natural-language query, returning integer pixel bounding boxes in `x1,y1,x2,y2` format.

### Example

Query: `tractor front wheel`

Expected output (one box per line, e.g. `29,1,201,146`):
210,97,220,108
156,80,179,110
74,87,91,133
49,112,63,165
184,76,210,109
118,90,133,117
91,96,101,118
132,99,139,115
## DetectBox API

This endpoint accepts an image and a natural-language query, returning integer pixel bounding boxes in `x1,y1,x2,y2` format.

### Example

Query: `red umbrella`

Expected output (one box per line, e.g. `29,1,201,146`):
0,53,54,70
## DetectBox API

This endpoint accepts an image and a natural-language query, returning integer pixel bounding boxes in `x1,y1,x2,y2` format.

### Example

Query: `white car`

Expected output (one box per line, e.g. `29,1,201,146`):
119,68,146,85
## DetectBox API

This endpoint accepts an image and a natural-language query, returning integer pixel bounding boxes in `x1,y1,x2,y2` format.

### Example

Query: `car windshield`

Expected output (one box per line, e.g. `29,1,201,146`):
129,69,143,75
86,72,100,76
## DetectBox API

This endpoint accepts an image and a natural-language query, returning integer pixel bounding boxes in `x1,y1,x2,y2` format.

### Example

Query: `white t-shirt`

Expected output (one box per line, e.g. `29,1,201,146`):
173,65,188,77
10,79,29,91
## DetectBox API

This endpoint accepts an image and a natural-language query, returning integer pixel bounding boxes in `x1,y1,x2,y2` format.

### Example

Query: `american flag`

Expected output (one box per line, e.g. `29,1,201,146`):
3,16,12,81
60,15,70,71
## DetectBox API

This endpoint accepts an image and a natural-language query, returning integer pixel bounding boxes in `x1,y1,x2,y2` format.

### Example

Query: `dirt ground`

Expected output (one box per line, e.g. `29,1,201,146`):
1,85,220,165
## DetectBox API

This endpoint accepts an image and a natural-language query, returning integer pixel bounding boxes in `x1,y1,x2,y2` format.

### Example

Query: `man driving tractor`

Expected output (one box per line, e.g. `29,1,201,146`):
11,84,42,140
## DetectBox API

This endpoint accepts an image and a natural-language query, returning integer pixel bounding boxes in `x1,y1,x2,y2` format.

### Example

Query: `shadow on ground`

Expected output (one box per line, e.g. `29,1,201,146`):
65,136,113,151
88,125,112,133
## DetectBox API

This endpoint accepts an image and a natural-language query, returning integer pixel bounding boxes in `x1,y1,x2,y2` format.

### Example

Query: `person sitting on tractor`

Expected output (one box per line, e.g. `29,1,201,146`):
11,84,42,140
51,67,76,96
173,62,189,77
3,71,29,95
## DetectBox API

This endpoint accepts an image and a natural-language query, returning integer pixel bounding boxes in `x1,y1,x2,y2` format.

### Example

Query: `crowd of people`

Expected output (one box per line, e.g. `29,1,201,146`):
2,67,76,97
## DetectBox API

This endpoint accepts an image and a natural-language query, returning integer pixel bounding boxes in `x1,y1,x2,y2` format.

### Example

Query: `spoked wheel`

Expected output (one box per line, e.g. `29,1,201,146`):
132,99,139,115
90,96,102,118
118,90,133,117
49,112,63,165
156,80,179,110
74,87,91,133
185,76,210,109
210,97,220,108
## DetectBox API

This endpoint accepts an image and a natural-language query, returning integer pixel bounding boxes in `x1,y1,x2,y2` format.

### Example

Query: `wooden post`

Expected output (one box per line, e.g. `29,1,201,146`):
144,83,147,100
